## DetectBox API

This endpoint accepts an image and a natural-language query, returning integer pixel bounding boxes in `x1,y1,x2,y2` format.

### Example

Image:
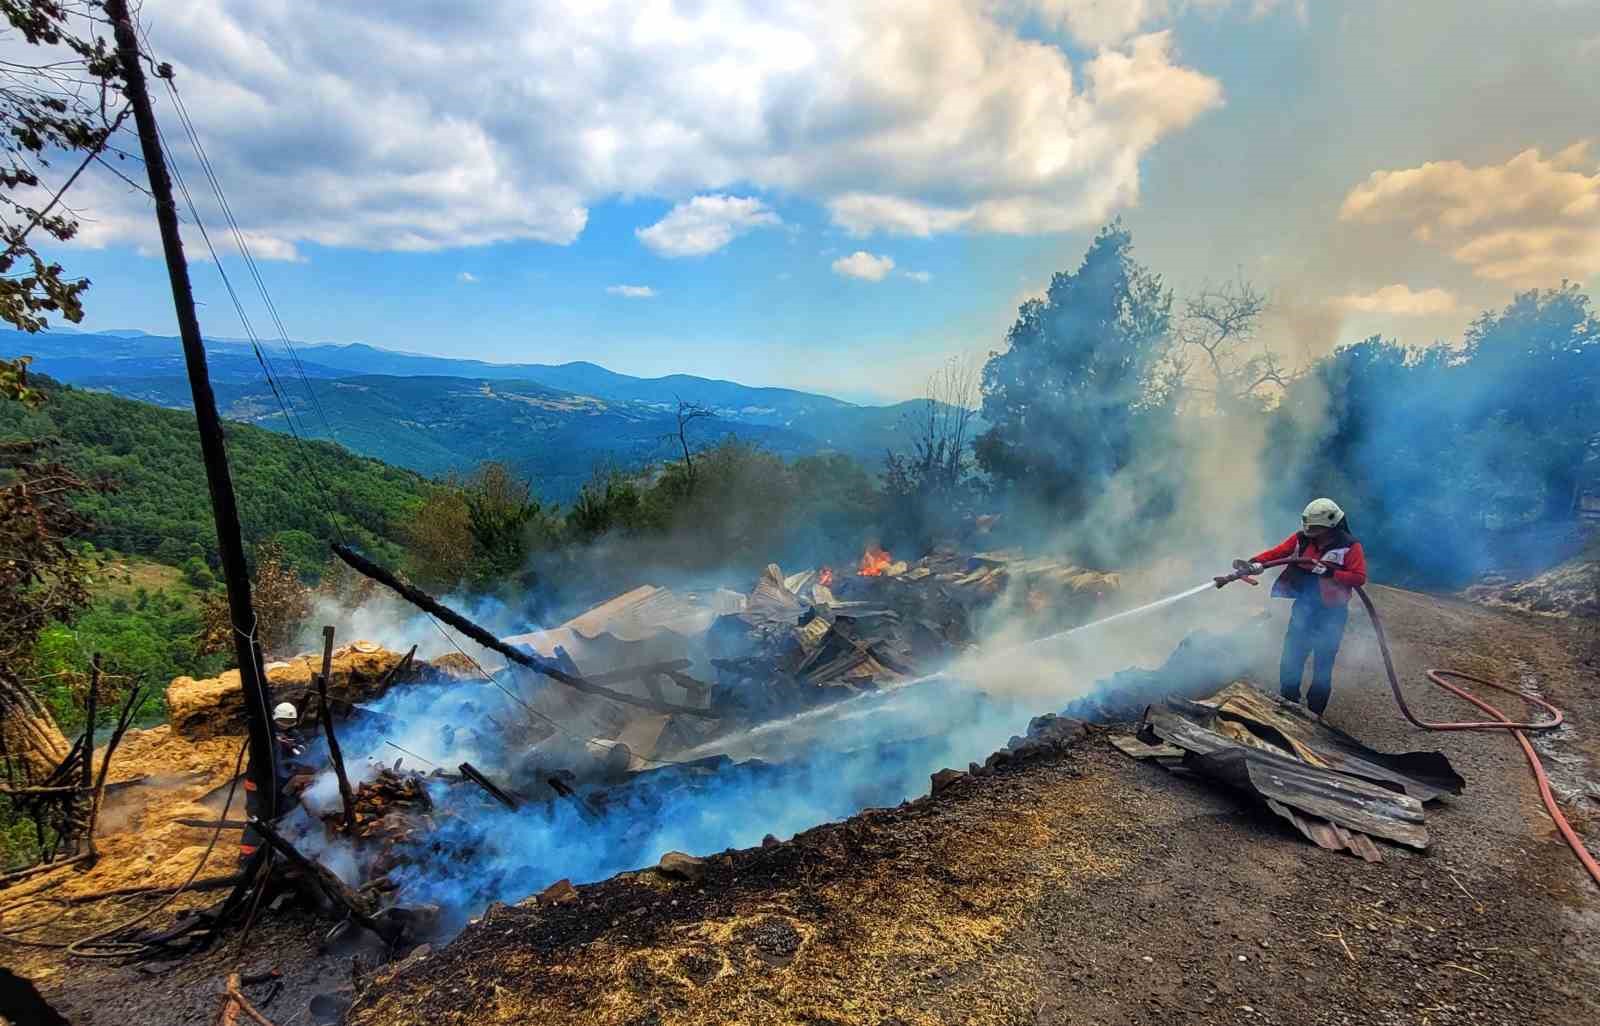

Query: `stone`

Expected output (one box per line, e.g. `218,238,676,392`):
538,878,578,905
657,851,708,882
1026,713,1088,746
930,768,966,794
761,834,780,848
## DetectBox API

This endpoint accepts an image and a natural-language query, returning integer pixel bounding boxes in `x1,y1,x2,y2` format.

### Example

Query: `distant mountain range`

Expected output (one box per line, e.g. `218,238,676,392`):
4,329,965,501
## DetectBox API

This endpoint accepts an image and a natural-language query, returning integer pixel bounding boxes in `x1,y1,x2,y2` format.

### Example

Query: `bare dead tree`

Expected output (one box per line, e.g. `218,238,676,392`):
673,397,713,495
886,355,980,500
1174,277,1291,414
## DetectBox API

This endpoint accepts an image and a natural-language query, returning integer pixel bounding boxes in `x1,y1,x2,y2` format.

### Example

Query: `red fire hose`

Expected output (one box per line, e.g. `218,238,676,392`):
1218,557,1600,888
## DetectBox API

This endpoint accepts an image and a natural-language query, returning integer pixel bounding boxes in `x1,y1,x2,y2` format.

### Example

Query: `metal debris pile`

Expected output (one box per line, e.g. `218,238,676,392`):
1115,682,1465,861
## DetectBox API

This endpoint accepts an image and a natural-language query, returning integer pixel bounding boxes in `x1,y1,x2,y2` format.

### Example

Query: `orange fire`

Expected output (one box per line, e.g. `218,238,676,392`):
858,545,892,576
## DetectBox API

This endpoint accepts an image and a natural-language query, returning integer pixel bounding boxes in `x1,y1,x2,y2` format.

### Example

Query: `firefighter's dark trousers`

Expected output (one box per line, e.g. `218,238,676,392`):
1279,597,1348,715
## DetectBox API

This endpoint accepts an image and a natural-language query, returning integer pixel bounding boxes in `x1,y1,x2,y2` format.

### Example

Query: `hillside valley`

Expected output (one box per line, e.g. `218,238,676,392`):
5,330,951,499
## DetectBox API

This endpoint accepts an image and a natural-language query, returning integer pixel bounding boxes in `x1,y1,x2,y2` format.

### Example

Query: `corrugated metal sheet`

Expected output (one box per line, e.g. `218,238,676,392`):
1178,682,1464,800
1137,688,1451,858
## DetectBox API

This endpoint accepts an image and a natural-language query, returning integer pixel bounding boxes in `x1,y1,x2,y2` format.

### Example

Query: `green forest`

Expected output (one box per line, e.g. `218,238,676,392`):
0,375,428,573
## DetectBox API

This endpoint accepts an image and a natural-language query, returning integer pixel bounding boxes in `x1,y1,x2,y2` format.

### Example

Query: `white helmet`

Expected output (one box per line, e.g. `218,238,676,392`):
272,702,298,726
1301,497,1344,530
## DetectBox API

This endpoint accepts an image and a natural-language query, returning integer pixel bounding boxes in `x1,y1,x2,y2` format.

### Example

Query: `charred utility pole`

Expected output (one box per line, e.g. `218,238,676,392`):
104,0,280,823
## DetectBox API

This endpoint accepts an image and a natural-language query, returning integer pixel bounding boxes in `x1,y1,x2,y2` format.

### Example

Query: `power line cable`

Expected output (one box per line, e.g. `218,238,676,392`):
143,83,348,548
161,78,346,474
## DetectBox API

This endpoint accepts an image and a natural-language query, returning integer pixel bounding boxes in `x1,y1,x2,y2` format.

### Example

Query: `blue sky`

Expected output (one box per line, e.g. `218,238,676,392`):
39,1,1600,403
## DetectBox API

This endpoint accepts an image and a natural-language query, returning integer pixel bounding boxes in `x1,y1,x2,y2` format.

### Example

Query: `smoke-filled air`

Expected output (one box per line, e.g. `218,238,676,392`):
2,3,1597,1024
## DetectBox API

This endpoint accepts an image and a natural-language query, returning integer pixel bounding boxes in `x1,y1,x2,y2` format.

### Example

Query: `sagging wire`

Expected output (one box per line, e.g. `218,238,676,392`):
151,112,342,540
161,74,351,526
126,22,350,550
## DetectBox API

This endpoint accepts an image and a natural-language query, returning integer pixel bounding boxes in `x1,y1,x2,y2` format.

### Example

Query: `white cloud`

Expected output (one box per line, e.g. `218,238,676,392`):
1016,1,1302,50
457,271,478,284
605,284,658,298
828,194,972,237
832,251,896,281
1339,143,1600,286
903,270,933,283
635,195,780,257
822,28,1222,236
1336,284,1458,316
65,1,1223,259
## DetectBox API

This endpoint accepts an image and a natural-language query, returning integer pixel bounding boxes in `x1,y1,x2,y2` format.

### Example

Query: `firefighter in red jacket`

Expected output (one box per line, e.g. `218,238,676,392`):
1239,498,1367,716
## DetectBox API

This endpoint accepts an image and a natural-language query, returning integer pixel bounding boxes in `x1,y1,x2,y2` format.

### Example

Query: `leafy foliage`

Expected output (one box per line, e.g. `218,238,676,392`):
198,540,311,660
405,463,561,593
1,0,124,335
975,221,1175,521
30,582,223,729
1267,285,1600,586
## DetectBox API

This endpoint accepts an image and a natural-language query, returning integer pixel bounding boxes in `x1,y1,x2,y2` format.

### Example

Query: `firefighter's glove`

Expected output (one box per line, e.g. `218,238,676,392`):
1231,559,1263,575
1309,562,1328,576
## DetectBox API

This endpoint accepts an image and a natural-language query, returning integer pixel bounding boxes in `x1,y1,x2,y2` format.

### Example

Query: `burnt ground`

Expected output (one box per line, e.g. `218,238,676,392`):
7,585,1600,1025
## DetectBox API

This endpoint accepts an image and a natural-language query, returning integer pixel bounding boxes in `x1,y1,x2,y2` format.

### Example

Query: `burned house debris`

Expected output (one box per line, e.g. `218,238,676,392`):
3,535,1489,1023
705,548,1120,722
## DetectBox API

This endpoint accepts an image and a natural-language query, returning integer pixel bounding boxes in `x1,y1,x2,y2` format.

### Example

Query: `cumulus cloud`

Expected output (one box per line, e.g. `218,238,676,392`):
823,29,1222,236
903,270,933,283
1016,0,1302,50
457,271,478,284
605,284,658,298
635,195,780,257
66,1,1223,259
1339,143,1600,286
832,251,896,281
1336,284,1458,316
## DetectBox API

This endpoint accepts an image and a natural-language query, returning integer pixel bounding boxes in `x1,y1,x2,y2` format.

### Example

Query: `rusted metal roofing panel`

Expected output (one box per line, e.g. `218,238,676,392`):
1142,708,1430,850
1265,799,1384,863
1173,683,1464,801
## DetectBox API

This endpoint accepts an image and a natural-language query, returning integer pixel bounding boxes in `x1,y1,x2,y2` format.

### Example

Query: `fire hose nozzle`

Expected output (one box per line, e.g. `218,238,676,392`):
1215,560,1262,588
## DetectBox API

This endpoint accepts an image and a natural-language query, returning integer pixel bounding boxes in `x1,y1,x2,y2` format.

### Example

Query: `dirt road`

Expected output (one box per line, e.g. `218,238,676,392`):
9,586,1599,1025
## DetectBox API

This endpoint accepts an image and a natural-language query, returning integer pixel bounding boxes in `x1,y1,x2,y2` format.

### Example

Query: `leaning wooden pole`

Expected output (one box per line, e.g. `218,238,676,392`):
315,626,356,830
332,543,717,719
104,0,279,823
80,655,99,791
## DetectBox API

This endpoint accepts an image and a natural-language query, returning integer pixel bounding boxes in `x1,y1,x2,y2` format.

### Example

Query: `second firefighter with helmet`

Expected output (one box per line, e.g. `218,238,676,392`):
1239,497,1367,717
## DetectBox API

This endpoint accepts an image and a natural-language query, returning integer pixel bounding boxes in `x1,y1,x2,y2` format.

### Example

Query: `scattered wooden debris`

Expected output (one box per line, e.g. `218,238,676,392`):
458,762,521,810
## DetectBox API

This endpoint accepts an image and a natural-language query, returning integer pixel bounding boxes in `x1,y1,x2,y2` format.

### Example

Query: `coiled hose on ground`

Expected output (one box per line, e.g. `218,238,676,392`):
1219,556,1600,888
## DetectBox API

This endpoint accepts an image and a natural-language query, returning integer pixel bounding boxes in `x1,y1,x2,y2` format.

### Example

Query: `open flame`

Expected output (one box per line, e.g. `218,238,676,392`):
858,545,892,576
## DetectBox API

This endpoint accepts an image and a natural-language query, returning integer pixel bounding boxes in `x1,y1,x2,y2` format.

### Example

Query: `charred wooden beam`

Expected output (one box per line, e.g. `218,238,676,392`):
458,762,521,810
0,852,91,889
373,644,418,692
245,816,396,943
332,544,715,719
546,775,600,823
315,627,357,831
